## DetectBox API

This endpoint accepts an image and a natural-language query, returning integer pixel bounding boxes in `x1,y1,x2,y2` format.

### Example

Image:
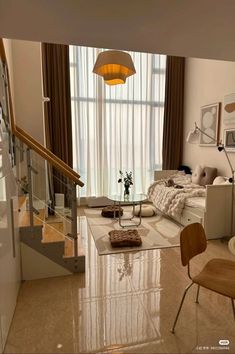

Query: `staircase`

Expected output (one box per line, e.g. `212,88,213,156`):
0,38,85,279
15,141,86,278
18,197,85,274
0,38,87,354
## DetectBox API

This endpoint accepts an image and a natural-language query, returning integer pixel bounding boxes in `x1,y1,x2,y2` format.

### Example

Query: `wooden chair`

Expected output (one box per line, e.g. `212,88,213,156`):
171,222,235,333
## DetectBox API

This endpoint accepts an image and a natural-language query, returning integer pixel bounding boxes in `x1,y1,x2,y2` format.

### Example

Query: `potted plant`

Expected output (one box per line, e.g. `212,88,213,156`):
118,170,133,196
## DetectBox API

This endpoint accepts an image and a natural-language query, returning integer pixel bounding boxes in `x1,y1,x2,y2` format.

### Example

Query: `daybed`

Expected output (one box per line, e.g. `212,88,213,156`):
148,167,233,240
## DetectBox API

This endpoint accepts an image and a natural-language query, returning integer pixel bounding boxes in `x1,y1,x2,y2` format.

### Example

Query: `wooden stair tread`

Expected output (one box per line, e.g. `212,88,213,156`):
18,195,27,209
42,222,65,243
42,219,85,258
20,211,86,259
19,209,45,227
64,234,85,258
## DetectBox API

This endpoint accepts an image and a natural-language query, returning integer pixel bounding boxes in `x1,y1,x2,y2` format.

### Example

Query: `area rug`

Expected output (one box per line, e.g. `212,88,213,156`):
84,206,182,255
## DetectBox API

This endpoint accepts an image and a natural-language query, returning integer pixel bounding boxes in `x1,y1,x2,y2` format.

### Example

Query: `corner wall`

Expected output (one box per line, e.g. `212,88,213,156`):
183,57,235,176
11,39,45,145
3,38,47,201
3,39,15,115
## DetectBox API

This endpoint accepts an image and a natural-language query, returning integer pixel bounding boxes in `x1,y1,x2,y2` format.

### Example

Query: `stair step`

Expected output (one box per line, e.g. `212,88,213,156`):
20,222,85,273
64,233,85,258
42,217,85,258
19,203,86,271
19,209,45,227
18,195,27,209
42,222,64,242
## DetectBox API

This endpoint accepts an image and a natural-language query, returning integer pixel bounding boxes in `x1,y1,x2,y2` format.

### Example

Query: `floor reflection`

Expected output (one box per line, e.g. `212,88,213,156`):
74,225,162,352
4,216,235,354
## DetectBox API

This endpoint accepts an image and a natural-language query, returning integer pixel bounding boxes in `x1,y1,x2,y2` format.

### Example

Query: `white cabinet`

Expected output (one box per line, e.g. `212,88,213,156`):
0,132,21,353
0,270,2,354
0,49,21,354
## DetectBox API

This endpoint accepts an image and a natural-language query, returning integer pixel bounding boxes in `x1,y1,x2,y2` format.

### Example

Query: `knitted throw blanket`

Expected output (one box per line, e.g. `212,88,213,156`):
148,175,205,219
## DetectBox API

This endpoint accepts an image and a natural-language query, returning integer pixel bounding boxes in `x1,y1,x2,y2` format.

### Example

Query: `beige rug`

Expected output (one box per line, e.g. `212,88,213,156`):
84,206,182,255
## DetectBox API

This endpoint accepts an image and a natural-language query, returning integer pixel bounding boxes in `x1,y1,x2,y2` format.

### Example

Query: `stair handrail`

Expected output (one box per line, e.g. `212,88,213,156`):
15,126,84,186
0,39,84,187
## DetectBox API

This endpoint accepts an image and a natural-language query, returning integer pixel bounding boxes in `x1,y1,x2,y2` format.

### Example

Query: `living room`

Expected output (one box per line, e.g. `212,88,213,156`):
1,1,235,353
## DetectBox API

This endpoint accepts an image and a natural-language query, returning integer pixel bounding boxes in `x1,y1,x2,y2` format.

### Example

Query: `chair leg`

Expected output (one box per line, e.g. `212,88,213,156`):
171,282,194,334
195,285,200,304
231,298,235,320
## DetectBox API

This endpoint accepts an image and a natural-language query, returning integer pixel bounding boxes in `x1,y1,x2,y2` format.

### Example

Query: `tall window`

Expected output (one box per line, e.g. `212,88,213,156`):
69,46,166,197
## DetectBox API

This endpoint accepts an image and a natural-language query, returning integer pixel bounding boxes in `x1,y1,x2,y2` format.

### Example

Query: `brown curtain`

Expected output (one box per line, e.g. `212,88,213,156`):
41,43,73,207
162,56,185,170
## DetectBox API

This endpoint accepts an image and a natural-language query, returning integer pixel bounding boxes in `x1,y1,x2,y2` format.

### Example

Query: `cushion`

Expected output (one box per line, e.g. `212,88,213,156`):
108,230,142,247
213,176,230,185
228,236,235,256
192,165,217,186
191,165,203,184
101,205,123,218
133,205,157,217
178,165,192,174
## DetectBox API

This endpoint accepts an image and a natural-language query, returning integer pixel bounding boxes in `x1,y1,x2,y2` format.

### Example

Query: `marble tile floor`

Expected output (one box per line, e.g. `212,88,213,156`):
4,215,235,354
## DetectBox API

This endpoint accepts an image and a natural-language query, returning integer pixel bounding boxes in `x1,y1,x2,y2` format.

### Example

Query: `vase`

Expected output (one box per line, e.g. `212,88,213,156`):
124,184,130,196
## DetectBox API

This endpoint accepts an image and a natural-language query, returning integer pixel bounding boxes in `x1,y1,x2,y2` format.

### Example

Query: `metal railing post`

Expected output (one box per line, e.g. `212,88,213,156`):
71,182,78,257
26,148,34,227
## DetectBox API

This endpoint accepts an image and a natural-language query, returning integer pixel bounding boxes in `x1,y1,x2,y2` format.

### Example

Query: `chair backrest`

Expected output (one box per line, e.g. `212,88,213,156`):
180,223,207,266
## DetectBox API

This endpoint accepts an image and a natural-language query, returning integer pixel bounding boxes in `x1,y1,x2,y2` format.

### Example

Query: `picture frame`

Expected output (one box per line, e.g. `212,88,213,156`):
224,129,235,152
223,93,235,125
199,102,220,146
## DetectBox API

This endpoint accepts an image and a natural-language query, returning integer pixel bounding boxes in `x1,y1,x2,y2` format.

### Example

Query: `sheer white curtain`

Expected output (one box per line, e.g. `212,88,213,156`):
69,46,166,197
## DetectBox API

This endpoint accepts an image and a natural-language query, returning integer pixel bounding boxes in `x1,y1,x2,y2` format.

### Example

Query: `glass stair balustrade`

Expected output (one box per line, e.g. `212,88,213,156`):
12,133,84,273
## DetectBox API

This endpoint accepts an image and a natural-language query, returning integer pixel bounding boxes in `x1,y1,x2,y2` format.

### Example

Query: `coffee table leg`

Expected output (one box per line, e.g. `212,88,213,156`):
131,203,135,220
118,201,143,228
118,202,123,227
139,202,142,226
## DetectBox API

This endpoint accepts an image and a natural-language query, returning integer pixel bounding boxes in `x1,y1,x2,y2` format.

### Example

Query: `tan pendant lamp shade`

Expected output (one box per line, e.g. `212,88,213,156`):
93,50,136,85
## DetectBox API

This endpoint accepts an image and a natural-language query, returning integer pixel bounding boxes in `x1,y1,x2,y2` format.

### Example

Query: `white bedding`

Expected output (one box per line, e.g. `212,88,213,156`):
185,197,206,209
148,172,206,218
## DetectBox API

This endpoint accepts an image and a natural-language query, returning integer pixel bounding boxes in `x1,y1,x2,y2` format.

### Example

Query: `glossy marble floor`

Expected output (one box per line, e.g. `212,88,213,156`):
4,214,235,354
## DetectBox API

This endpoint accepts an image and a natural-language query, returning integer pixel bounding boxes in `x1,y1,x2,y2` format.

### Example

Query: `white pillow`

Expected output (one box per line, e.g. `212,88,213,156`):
228,236,235,256
191,165,203,185
213,176,230,185
133,205,157,217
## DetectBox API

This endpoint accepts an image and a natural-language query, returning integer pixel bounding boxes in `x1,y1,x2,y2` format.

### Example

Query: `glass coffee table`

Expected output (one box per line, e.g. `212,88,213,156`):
108,193,147,228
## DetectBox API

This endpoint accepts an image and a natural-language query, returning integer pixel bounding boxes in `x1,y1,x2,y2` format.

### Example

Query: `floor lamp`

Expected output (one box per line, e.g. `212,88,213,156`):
187,122,235,247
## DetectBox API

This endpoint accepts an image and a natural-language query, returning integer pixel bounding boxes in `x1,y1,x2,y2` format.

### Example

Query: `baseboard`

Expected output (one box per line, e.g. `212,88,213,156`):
81,196,150,208
86,196,113,207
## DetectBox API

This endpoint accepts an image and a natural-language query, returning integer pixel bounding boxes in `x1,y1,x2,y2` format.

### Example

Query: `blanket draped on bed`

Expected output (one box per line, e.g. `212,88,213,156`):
148,174,205,219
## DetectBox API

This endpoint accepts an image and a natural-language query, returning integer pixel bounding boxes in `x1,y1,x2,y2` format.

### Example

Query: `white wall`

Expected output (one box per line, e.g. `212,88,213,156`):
183,57,235,177
4,39,47,201
11,39,45,145
3,39,15,116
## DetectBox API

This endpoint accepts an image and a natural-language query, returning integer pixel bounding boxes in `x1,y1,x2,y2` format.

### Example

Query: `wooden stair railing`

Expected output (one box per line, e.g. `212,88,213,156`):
15,126,84,186
0,38,84,187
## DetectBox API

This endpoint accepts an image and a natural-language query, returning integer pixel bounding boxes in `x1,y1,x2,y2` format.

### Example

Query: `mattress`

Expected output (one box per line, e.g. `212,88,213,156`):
185,196,206,210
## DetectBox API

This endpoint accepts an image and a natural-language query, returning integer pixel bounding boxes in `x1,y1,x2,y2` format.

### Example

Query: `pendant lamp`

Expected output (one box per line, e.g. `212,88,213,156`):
93,50,136,85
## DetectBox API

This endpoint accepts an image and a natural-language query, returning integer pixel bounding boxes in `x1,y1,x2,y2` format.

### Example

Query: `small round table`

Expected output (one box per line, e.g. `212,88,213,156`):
108,193,147,228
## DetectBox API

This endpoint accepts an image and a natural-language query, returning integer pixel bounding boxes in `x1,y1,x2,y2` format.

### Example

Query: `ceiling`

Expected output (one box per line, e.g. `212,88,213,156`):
1,0,235,61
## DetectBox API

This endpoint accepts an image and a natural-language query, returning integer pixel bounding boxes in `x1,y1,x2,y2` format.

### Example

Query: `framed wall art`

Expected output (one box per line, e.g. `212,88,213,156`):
199,102,220,146
223,93,235,125
224,129,235,152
